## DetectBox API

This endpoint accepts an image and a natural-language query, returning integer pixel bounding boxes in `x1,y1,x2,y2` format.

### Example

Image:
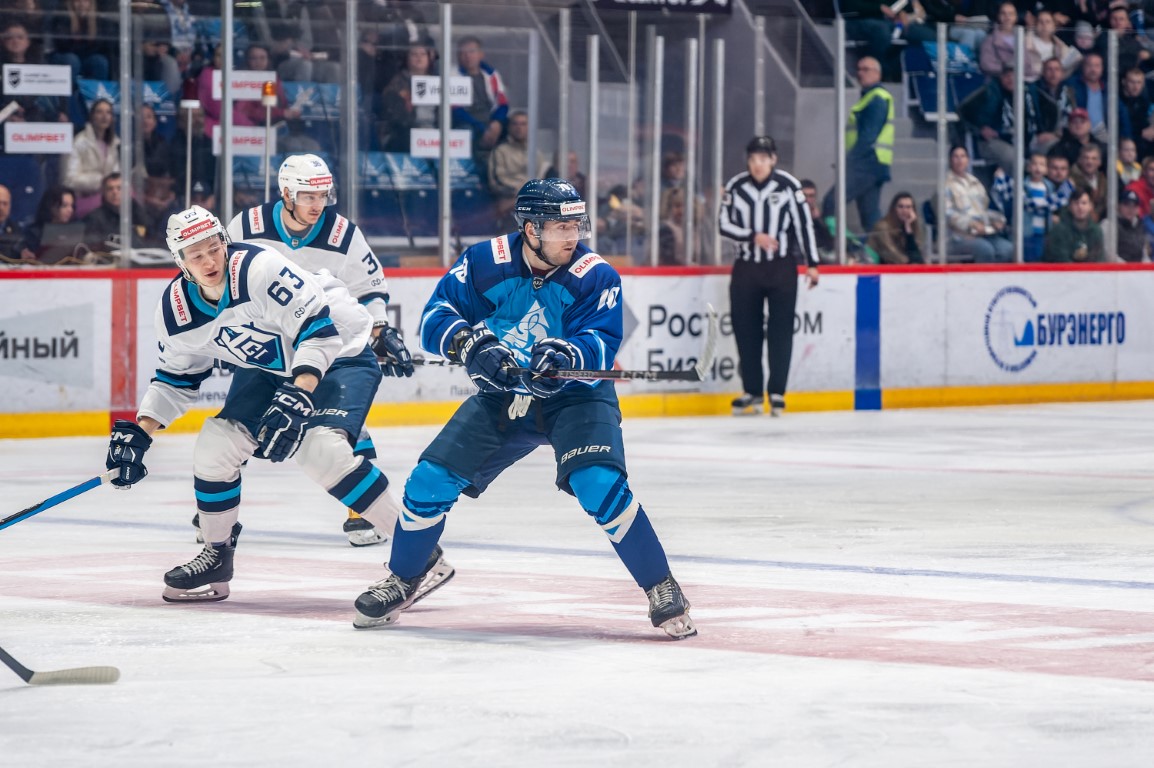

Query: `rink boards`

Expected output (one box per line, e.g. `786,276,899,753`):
1,264,1153,436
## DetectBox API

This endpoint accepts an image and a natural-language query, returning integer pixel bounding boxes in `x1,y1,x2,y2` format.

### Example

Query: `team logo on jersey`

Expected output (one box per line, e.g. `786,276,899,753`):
213,324,286,371
500,300,550,359
569,253,604,278
249,206,265,235
329,215,348,247
170,282,191,326
491,235,511,263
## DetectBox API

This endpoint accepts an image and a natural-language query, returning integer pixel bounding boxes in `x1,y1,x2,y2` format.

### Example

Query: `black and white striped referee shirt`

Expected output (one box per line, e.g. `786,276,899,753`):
718,169,820,267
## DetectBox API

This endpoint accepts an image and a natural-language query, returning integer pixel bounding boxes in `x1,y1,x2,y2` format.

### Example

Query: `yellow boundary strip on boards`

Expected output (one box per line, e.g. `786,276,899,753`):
4,382,1154,438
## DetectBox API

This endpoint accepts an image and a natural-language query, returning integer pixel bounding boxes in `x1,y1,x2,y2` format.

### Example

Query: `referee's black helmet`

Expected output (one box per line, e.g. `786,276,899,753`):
746,135,776,155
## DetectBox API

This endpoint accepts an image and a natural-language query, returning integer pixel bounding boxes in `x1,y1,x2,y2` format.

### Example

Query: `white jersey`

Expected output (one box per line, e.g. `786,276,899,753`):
138,242,372,428
227,202,390,327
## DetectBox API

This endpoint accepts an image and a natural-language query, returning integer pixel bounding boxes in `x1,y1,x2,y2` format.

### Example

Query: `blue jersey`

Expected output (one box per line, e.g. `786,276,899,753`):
419,233,623,388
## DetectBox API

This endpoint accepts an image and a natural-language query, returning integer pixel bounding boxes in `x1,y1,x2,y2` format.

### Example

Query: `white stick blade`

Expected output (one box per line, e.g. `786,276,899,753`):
694,303,720,382
28,666,120,685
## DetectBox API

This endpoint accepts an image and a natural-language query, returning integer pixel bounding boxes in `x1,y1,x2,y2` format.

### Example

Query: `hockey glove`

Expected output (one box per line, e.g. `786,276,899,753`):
106,419,153,488
370,324,414,378
451,327,518,392
522,338,579,398
255,382,314,463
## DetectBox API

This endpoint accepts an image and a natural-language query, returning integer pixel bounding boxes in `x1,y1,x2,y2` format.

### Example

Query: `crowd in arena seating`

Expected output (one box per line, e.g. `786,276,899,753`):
831,0,1154,263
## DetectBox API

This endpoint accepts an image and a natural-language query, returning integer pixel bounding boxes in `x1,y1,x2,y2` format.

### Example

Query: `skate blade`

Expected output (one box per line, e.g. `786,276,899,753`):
162,582,230,602
411,558,455,605
352,610,403,629
346,529,388,547
659,613,698,640
732,405,762,416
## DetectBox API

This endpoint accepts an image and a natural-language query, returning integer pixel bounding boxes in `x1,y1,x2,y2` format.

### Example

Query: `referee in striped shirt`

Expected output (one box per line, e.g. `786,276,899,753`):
719,135,820,416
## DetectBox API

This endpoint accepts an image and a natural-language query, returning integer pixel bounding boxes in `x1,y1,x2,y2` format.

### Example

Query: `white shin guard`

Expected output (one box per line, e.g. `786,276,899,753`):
199,507,240,545
296,426,399,533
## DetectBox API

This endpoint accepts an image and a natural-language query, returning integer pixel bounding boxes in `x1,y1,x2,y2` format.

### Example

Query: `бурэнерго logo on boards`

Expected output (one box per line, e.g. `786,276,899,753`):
984,286,1125,373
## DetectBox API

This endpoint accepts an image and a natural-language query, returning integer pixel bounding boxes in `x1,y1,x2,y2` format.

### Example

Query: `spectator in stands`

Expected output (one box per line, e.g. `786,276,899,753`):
172,103,215,205
1045,149,1075,218
544,151,588,200
836,0,896,80
1093,5,1152,75
82,172,151,253
1116,188,1148,261
141,26,181,98
136,104,179,228
489,110,548,227
1069,53,1108,142
454,35,509,173
868,192,925,265
63,97,119,218
246,0,336,83
0,20,68,123
158,0,201,77
16,185,75,262
913,0,988,52
1119,67,1154,160
235,43,303,127
822,56,891,234
1071,4,1111,34
1054,107,1106,166
1036,57,1076,147
1030,10,1082,78
0,185,23,260
660,151,686,190
980,4,1039,79
1070,142,1107,220
1125,155,1154,216
991,152,1050,261
47,0,114,82
377,37,438,153
1044,186,1104,261
657,186,690,266
1118,136,1142,186
944,144,1014,262
597,182,645,255
800,179,835,262
3,0,47,40
962,63,1043,171
1071,20,1098,57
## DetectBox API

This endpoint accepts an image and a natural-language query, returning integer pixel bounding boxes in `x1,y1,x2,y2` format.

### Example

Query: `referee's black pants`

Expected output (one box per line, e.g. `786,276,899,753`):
729,257,798,400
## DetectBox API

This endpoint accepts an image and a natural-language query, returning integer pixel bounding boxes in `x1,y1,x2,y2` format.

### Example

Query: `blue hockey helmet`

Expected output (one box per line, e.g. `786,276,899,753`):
513,178,591,241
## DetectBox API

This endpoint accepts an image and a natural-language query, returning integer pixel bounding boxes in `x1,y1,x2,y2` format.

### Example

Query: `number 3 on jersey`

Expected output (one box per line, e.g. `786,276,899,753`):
268,266,304,306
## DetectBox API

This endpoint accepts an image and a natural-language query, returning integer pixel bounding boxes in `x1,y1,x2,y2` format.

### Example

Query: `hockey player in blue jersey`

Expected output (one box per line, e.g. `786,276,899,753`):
352,178,696,639
104,205,452,603
226,154,414,547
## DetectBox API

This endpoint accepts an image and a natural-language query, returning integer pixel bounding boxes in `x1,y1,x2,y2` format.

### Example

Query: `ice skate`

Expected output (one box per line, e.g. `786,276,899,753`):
163,523,242,603
353,545,455,628
192,513,203,543
646,575,697,639
731,393,762,416
343,510,387,547
769,395,785,418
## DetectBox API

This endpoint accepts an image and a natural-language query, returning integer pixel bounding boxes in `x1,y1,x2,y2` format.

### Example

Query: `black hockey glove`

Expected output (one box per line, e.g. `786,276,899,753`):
106,419,153,488
255,382,314,463
451,327,518,393
371,324,414,378
522,338,579,398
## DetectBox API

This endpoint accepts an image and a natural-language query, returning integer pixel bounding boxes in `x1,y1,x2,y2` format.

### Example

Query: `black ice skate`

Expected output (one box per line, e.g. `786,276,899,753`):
769,394,785,418
343,513,387,547
646,575,697,639
731,393,762,416
162,523,242,603
353,545,455,628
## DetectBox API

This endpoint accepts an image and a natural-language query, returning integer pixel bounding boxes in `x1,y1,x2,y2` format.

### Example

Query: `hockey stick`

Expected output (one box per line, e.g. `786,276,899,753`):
0,644,119,686
0,470,118,532
413,304,720,383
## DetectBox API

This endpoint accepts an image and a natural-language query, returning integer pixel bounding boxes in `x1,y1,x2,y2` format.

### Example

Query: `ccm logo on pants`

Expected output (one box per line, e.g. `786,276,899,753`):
560,445,611,463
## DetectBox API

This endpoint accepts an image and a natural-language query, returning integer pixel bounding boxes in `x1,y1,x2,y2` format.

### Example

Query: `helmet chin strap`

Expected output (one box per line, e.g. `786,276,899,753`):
524,223,560,268
284,192,311,229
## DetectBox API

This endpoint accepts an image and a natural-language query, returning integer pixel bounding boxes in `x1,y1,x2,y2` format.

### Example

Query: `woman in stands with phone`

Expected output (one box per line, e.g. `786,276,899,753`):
11,186,77,264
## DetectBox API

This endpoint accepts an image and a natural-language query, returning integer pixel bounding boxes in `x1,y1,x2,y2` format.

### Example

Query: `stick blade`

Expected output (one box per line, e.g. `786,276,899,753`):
27,666,120,685
694,303,720,382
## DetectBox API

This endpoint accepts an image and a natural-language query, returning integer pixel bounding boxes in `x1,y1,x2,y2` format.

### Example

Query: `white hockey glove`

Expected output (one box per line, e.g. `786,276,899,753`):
255,382,314,463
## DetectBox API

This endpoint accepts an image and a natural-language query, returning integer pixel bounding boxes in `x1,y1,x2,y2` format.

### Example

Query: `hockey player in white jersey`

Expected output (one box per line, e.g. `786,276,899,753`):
104,205,452,603
226,153,413,547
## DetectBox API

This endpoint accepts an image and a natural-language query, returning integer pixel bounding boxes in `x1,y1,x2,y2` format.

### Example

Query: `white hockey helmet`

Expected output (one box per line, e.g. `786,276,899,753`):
278,153,336,206
165,205,228,281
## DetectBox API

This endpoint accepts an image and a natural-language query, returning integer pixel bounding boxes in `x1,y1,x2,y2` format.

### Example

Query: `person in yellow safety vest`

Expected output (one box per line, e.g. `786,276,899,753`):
822,56,893,234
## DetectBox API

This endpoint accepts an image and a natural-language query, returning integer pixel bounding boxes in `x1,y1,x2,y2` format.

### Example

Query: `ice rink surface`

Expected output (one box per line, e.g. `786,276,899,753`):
2,400,1153,767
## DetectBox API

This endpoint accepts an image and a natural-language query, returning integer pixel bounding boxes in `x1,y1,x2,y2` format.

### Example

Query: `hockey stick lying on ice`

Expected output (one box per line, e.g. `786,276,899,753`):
0,469,118,531
414,304,720,383
0,644,120,685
